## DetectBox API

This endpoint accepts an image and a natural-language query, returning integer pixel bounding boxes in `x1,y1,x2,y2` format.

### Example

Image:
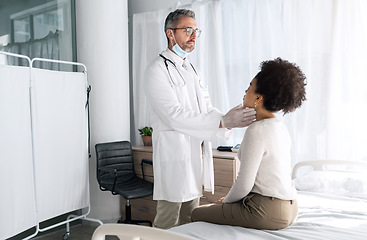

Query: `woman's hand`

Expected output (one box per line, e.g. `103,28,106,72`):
214,197,225,204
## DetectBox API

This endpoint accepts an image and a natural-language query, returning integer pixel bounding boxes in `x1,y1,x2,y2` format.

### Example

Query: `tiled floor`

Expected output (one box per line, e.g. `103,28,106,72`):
32,224,119,240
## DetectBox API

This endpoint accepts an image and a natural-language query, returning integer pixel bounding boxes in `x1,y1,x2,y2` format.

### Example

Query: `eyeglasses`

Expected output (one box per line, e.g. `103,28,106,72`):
171,27,202,37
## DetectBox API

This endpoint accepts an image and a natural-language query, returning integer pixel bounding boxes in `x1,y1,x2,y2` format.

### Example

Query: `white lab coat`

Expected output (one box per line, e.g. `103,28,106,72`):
144,49,225,202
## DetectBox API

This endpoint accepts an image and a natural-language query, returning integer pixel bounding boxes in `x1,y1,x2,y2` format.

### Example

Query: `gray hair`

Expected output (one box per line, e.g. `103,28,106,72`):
164,9,195,42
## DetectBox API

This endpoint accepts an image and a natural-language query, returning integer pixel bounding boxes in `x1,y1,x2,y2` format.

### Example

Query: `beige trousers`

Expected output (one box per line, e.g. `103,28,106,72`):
191,193,298,230
153,198,200,229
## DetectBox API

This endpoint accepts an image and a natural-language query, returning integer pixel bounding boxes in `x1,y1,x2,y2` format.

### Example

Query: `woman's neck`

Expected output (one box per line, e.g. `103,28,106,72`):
255,108,275,121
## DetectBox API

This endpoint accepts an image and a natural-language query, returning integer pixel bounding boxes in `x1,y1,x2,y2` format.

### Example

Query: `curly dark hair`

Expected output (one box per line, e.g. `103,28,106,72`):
254,58,307,114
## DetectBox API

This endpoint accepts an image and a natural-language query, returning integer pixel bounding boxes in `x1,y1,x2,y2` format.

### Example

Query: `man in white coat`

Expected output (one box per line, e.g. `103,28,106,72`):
144,9,256,229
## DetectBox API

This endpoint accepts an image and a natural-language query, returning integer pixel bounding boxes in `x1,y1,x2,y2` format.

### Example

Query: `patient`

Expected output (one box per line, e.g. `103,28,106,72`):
191,58,307,230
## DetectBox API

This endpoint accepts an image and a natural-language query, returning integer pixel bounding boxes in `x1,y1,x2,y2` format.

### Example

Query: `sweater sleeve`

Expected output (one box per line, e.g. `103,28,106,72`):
222,125,264,203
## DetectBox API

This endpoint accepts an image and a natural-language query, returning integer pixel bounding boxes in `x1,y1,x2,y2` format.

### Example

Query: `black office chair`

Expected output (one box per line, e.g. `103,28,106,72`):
95,141,153,226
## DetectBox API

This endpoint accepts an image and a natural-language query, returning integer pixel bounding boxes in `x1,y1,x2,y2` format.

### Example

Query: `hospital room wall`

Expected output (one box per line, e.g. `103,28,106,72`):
73,0,191,222
75,0,129,221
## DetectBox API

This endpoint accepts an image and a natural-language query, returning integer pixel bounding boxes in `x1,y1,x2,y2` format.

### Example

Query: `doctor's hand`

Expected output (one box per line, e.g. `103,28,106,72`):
221,105,256,129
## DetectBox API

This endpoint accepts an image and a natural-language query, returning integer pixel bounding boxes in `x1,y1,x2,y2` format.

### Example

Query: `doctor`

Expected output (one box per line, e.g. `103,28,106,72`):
144,9,256,229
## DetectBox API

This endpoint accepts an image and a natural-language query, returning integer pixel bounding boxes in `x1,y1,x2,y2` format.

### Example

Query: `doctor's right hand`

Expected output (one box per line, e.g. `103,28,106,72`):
221,105,256,129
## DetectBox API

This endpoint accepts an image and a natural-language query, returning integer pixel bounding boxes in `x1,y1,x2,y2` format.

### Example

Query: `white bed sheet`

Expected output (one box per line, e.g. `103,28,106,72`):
170,191,367,240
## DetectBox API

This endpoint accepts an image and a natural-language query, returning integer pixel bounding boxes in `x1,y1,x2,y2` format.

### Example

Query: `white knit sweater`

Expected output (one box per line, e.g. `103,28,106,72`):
223,118,297,203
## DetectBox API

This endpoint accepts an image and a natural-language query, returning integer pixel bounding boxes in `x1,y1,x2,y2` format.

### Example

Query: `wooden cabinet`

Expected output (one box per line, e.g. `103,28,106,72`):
123,145,238,223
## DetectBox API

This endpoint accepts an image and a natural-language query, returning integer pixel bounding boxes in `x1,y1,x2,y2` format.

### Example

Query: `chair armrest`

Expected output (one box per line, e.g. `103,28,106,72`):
99,166,118,193
141,159,153,180
141,159,153,165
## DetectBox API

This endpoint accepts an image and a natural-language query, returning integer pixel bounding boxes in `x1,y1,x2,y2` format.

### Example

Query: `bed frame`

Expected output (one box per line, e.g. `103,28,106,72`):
91,223,199,240
292,160,367,179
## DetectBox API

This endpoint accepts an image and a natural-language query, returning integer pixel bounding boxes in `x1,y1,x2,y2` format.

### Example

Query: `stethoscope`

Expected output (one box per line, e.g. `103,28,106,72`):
159,54,204,88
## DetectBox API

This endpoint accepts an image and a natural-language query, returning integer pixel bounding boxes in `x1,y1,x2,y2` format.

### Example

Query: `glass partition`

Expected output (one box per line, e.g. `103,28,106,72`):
0,0,76,71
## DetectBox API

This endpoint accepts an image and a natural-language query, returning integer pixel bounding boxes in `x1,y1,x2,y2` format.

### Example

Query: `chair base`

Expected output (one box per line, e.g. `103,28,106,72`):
117,218,152,227
119,202,152,227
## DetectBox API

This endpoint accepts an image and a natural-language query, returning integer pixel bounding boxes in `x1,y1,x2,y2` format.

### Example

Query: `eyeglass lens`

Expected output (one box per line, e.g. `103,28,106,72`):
186,27,201,37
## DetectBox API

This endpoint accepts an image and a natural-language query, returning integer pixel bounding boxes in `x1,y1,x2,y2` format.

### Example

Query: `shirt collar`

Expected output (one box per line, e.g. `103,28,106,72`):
162,48,188,66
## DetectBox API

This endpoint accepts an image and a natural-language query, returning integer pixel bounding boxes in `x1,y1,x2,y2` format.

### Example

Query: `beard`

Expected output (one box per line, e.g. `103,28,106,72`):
182,40,195,52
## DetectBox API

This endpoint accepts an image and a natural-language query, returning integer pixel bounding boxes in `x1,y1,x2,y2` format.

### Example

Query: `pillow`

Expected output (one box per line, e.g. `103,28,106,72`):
294,171,367,199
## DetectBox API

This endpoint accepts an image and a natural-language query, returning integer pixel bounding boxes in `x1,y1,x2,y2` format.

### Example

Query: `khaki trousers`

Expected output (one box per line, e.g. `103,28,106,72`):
153,198,200,229
191,193,298,230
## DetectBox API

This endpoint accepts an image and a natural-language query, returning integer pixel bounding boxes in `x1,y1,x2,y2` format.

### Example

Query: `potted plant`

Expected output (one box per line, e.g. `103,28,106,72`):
138,126,153,146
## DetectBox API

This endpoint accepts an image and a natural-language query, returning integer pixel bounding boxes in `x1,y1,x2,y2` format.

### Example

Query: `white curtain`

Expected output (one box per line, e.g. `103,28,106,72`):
0,65,37,240
0,60,90,239
132,0,367,165
31,69,90,222
132,9,168,145
0,31,60,70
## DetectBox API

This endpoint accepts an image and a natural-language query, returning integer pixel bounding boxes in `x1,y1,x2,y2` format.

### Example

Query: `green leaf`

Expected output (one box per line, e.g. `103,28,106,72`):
138,126,153,136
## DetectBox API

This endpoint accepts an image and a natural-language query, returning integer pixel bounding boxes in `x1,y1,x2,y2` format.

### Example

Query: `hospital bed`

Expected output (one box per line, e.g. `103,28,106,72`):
170,160,367,240
92,160,367,240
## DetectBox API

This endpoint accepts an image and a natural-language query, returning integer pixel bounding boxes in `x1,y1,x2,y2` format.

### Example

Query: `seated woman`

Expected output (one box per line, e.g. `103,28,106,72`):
191,58,307,230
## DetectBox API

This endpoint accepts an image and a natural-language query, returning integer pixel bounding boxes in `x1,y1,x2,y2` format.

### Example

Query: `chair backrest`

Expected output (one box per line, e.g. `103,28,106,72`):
95,141,136,190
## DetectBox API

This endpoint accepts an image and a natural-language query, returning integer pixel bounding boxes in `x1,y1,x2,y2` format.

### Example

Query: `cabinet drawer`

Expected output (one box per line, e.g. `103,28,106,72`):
213,158,236,188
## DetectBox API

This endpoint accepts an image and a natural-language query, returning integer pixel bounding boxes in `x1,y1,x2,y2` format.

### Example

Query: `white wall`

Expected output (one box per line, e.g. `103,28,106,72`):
75,0,130,222
74,0,190,223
